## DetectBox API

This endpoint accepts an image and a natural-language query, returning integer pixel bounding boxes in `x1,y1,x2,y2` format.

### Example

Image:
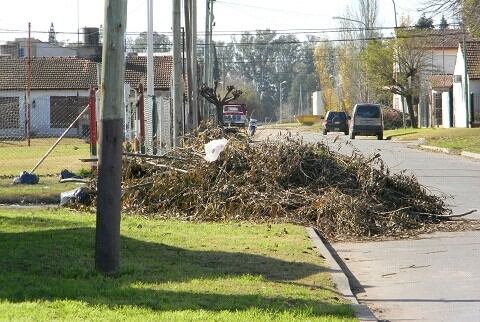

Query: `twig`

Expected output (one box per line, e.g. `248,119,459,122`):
123,181,154,191
411,209,477,219
123,152,186,161
145,160,188,173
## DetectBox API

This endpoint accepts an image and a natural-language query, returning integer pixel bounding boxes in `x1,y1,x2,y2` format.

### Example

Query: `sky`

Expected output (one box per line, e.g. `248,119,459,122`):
0,0,436,44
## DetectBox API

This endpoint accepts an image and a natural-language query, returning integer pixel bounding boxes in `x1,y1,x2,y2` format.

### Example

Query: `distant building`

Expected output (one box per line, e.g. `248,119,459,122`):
393,28,474,127
453,41,480,128
0,55,174,138
0,27,102,60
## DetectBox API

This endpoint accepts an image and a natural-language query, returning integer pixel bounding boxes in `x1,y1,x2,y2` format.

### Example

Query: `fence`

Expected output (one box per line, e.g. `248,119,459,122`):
0,90,92,180
0,86,174,180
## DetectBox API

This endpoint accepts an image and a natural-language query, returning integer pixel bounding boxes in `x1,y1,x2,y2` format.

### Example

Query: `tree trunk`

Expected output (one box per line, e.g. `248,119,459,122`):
216,104,224,126
406,94,418,128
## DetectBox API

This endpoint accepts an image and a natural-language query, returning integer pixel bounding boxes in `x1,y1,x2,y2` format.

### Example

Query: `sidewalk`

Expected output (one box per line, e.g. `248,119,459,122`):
307,228,377,322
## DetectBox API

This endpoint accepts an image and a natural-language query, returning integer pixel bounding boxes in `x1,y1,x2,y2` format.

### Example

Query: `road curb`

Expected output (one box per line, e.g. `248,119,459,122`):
418,145,453,154
306,227,377,322
461,151,480,159
417,145,480,160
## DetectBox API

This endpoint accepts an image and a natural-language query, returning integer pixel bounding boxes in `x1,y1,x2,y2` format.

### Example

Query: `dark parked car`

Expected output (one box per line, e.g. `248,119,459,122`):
322,111,349,135
349,103,384,140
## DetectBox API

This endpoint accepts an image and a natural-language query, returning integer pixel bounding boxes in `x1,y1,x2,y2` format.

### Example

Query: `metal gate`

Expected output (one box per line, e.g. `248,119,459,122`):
471,93,480,127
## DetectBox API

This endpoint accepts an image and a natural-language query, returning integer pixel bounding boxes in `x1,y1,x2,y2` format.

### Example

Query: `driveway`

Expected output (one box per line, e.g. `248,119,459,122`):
261,128,480,321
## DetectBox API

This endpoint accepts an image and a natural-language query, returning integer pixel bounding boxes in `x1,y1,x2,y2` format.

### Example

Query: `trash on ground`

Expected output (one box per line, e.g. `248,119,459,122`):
82,123,478,241
60,187,93,206
59,169,81,181
12,171,39,185
204,138,228,162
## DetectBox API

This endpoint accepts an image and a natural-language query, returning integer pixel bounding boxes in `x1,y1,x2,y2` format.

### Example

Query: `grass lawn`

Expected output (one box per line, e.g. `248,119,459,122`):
0,177,82,204
0,208,355,322
0,138,90,177
385,128,480,153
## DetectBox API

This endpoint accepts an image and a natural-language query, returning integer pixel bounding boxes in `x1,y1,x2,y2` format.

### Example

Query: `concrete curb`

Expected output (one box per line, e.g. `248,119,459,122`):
461,151,480,159
306,227,377,322
417,145,480,160
418,145,453,154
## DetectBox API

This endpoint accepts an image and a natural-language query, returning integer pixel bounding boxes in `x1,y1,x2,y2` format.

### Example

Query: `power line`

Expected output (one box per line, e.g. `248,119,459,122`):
0,23,465,37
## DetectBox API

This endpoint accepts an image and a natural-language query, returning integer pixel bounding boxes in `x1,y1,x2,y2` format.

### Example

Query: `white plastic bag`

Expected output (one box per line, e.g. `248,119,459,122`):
204,138,228,162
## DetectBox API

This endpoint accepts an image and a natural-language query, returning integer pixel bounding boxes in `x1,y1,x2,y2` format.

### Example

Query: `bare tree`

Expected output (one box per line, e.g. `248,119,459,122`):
421,0,462,16
362,30,433,128
422,0,480,36
200,81,243,125
337,0,379,104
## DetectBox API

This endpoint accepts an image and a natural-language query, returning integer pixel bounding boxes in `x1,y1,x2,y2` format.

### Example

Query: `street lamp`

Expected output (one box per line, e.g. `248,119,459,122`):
333,16,368,40
279,81,287,123
391,0,398,29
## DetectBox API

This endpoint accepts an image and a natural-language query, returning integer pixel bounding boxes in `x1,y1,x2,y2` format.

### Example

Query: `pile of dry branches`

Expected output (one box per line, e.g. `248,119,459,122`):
103,125,474,240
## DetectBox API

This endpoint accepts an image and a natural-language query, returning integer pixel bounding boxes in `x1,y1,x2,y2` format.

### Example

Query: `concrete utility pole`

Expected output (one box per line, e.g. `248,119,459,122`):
147,0,154,97
172,0,183,147
204,0,210,87
203,0,215,120
26,22,32,147
95,0,128,274
184,0,193,132
208,1,214,87
202,0,210,120
191,0,199,128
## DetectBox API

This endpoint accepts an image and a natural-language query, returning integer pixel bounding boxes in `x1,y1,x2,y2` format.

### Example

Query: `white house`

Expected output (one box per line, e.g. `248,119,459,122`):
0,55,173,138
452,41,480,128
392,28,470,127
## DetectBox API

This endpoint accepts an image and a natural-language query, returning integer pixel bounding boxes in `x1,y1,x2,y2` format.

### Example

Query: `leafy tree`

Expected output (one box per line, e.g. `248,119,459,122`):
289,70,319,115
439,15,449,30
129,32,172,53
415,13,435,29
422,0,480,36
226,77,264,119
314,41,339,111
361,34,432,128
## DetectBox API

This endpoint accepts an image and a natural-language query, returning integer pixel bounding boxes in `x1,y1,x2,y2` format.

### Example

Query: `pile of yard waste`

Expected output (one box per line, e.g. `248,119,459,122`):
95,124,475,240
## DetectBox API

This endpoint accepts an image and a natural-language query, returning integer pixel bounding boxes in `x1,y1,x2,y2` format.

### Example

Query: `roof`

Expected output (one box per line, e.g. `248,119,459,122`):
465,41,480,79
0,55,173,91
397,28,472,49
429,74,453,88
124,56,172,90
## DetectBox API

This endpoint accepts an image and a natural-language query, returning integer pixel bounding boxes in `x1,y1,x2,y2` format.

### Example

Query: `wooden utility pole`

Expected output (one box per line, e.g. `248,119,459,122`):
95,0,128,274
191,0,199,128
172,0,183,147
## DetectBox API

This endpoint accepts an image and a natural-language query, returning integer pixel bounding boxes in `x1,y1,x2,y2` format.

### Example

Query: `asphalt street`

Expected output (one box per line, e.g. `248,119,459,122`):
259,128,480,322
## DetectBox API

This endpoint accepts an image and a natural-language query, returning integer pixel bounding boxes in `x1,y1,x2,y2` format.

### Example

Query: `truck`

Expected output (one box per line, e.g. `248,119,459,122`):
222,104,247,128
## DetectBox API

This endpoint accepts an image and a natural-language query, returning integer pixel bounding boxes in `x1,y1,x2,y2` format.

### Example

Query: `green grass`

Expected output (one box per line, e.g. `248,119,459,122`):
0,209,356,322
385,128,480,153
0,177,82,204
0,138,90,177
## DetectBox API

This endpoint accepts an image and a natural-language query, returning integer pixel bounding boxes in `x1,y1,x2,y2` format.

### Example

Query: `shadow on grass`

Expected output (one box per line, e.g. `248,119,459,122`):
0,217,352,317
385,131,419,140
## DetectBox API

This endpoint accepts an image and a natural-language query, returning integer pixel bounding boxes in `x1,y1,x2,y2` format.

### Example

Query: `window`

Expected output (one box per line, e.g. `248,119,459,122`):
0,97,20,129
356,105,380,118
327,112,347,120
453,75,462,83
50,96,88,128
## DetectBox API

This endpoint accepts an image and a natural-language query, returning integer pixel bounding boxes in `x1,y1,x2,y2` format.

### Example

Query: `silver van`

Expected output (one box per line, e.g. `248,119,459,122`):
349,104,383,140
